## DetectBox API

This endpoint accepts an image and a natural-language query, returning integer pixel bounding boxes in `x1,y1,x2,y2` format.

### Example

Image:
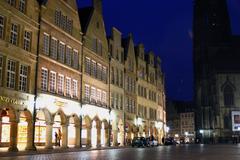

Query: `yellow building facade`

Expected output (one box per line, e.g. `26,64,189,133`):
0,0,166,152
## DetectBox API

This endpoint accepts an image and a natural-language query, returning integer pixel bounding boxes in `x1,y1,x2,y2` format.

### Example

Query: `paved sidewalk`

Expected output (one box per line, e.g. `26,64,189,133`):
0,146,129,157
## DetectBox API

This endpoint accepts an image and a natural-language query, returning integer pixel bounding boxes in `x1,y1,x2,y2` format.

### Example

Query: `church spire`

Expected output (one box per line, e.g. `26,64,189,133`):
193,0,231,45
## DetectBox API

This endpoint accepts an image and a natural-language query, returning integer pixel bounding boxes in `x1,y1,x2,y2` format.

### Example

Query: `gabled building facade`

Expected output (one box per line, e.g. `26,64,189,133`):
0,0,167,152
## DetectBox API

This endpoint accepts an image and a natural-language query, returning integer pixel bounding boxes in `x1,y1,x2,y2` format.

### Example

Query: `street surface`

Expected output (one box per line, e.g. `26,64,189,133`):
1,144,240,160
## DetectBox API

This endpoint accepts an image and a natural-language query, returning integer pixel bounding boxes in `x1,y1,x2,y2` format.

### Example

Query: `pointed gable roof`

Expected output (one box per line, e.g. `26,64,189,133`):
122,33,135,61
78,7,94,33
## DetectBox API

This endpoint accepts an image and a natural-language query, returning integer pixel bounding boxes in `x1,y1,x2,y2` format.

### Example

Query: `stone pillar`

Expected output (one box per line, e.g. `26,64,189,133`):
61,124,68,149
0,119,2,144
120,131,124,146
25,121,36,150
75,125,80,148
45,122,53,149
8,120,18,152
104,128,109,147
86,126,91,147
96,126,101,147
112,130,118,146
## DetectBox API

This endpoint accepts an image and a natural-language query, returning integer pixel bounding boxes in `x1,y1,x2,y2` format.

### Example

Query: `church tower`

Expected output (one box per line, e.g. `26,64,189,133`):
193,0,232,143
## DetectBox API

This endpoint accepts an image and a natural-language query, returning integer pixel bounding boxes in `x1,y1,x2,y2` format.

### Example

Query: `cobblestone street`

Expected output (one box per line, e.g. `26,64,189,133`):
1,144,240,160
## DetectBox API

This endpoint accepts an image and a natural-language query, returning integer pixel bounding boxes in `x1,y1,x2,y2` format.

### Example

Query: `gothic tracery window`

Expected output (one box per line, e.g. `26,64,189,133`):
224,85,234,106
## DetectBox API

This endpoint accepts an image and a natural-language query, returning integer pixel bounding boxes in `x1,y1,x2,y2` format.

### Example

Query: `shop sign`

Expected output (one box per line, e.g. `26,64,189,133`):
0,96,25,105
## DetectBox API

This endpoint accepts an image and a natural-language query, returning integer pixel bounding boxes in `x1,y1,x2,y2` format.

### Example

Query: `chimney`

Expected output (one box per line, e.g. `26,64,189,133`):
92,0,102,14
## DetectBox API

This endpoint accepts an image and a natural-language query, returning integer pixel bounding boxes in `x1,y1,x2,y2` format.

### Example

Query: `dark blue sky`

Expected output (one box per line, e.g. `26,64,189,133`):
77,0,240,101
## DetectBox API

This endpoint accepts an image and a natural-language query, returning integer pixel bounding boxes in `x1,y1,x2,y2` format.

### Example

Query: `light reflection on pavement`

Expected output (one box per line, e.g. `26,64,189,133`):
1,144,240,160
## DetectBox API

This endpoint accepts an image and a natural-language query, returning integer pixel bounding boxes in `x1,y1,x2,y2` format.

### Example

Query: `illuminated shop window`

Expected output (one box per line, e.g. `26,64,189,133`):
49,71,56,93
57,74,64,95
35,111,46,143
19,64,28,92
1,116,10,143
10,23,18,45
7,59,16,89
41,68,48,91
23,31,31,51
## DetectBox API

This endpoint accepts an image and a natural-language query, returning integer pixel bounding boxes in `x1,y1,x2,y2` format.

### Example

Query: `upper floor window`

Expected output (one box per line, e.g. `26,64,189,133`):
58,42,65,63
66,77,71,97
85,57,91,75
10,23,18,45
19,64,28,92
19,0,26,13
41,68,48,91
7,0,16,6
49,71,56,93
102,91,106,104
0,56,3,86
97,63,102,80
43,33,50,55
50,37,58,59
73,49,79,69
66,46,72,66
91,60,97,77
91,87,96,101
7,59,16,89
85,84,90,99
96,89,101,103
224,85,234,106
57,74,64,95
72,79,78,98
54,10,73,34
102,66,107,82
0,16,4,39
23,31,31,51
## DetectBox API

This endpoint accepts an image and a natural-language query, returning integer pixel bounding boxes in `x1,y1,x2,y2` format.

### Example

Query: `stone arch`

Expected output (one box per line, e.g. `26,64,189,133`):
36,108,52,124
0,107,17,121
101,119,109,129
92,116,101,129
83,115,92,128
54,110,67,125
0,107,18,151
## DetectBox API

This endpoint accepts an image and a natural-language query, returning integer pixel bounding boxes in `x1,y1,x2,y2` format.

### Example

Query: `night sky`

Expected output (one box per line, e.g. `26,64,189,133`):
77,0,240,101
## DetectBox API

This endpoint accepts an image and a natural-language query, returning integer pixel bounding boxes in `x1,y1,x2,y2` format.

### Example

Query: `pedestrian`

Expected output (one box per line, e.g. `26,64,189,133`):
162,137,165,144
54,132,58,146
58,129,62,146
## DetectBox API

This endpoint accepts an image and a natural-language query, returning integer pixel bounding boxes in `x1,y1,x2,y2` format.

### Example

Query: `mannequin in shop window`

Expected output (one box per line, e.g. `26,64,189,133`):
55,132,58,146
